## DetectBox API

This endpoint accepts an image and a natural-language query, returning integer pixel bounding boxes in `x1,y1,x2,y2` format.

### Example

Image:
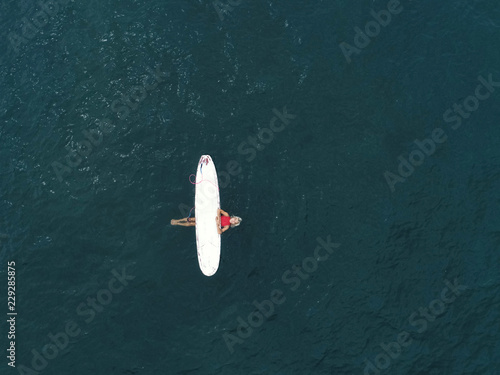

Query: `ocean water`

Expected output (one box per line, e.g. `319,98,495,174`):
1,0,499,374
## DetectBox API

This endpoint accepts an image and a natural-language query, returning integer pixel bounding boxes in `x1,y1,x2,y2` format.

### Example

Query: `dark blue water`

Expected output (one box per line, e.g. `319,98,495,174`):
1,0,499,374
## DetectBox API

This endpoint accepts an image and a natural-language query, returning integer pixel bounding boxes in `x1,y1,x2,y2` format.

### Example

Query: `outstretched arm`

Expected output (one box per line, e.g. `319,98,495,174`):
219,209,229,217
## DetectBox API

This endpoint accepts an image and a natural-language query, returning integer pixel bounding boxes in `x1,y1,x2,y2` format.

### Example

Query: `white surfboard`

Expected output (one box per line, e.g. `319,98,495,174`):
195,155,221,276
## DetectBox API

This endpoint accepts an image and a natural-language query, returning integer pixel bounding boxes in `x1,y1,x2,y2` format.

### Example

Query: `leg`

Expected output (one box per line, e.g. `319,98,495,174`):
171,218,195,227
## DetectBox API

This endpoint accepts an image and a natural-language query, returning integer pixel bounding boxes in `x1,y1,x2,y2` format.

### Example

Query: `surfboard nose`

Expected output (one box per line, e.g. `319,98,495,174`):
199,155,212,165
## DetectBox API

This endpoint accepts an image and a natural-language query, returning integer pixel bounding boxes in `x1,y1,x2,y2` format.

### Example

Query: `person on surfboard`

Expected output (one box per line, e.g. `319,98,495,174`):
170,209,242,234
215,209,242,234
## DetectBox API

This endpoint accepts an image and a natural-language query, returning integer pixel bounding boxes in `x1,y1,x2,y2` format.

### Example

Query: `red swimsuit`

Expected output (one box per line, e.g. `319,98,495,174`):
221,216,231,227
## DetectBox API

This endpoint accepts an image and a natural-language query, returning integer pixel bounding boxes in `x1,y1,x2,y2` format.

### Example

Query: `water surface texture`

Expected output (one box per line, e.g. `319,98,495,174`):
1,0,499,374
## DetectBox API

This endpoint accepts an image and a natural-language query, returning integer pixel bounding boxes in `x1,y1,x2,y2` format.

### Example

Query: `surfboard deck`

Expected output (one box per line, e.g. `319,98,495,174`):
195,155,221,276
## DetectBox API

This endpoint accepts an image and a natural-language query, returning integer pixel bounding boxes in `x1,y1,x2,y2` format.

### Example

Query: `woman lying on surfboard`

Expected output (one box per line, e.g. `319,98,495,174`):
215,209,242,234
170,209,242,234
